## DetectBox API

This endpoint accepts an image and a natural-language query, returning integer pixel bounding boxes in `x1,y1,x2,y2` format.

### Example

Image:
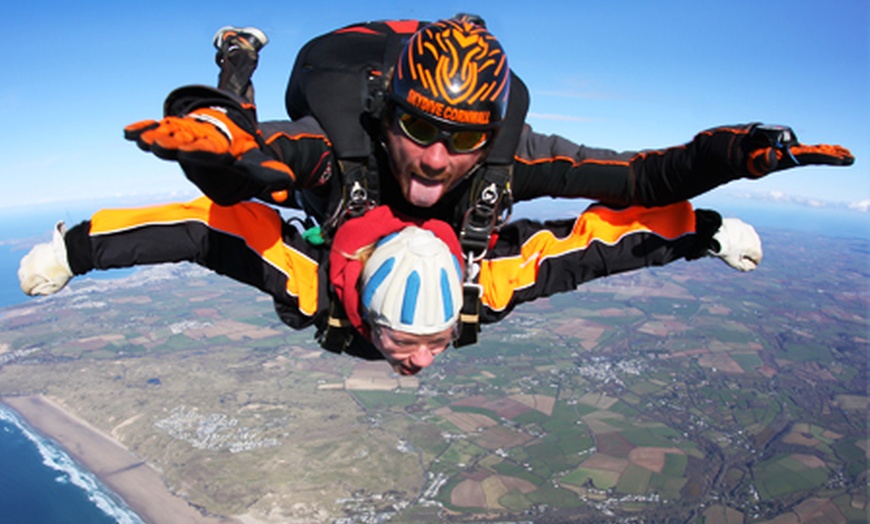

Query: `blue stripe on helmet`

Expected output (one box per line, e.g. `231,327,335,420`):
440,268,454,322
401,270,420,324
362,257,395,310
375,232,399,248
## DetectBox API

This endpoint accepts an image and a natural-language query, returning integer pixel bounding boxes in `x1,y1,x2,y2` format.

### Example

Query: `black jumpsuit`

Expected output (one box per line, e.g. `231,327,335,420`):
63,197,720,360
183,113,758,215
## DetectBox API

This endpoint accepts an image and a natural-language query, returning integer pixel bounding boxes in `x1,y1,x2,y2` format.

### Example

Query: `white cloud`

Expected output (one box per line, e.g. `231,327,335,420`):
725,190,869,213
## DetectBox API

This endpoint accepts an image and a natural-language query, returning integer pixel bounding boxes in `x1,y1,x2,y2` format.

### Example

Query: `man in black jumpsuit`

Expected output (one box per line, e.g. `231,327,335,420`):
125,16,854,241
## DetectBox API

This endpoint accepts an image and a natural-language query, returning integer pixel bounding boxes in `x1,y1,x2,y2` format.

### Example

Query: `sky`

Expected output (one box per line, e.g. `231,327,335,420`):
2,0,868,219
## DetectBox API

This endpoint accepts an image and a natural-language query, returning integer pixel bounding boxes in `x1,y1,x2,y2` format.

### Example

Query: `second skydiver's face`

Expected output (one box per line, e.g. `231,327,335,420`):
371,323,456,376
384,109,489,208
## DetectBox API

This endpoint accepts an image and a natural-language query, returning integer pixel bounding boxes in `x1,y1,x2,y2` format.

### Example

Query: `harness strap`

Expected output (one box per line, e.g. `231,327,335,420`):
459,164,513,257
316,296,354,353
317,157,380,242
454,164,513,347
456,283,482,347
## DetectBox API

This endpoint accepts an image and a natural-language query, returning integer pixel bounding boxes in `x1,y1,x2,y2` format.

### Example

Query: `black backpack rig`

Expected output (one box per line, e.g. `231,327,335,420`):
284,17,530,349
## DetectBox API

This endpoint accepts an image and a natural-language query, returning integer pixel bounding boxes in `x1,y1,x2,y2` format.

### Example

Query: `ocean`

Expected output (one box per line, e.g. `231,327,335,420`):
0,407,144,524
0,197,866,523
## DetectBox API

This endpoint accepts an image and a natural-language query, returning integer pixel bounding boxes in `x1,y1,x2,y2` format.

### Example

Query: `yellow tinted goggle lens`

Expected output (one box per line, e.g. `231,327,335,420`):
400,113,439,142
398,112,488,153
451,130,488,152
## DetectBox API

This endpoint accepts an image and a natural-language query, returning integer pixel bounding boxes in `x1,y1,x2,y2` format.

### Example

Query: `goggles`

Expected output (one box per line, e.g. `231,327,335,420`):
372,322,460,350
396,108,490,154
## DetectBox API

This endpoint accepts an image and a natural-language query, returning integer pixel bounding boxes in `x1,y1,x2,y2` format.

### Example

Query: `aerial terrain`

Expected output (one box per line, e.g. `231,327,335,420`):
0,227,867,523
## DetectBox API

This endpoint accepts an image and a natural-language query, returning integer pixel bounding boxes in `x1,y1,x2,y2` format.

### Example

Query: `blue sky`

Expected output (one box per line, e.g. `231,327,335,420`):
2,0,867,217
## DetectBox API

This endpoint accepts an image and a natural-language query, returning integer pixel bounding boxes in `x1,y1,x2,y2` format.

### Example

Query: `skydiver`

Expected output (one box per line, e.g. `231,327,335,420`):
19,197,760,375
126,16,854,244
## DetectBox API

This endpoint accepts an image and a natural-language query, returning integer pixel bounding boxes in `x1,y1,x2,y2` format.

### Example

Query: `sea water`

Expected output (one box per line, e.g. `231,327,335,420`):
0,198,866,523
0,406,144,524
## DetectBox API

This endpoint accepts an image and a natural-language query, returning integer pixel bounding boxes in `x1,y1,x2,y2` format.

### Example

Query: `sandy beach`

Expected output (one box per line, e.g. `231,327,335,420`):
2,395,242,524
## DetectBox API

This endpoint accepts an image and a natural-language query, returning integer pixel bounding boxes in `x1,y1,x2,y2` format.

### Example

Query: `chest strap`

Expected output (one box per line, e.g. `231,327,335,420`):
454,164,513,347
317,157,380,243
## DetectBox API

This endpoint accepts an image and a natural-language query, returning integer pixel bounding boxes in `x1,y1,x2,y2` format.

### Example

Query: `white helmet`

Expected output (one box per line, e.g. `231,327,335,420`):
361,226,463,335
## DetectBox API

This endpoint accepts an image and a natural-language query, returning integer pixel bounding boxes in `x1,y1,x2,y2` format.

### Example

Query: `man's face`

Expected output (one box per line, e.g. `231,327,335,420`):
371,324,456,375
384,110,488,208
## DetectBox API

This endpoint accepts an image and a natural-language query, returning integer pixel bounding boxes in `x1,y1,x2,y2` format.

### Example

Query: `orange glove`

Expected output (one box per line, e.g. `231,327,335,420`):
124,106,258,163
125,107,296,191
743,125,854,178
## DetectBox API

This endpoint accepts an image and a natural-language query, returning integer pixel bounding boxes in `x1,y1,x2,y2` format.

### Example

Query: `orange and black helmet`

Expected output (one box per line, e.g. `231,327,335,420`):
390,17,510,131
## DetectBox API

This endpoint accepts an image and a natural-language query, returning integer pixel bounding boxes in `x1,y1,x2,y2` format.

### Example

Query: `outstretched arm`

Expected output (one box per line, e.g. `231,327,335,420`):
124,86,338,207
511,124,853,206
18,197,324,327
178,116,337,207
478,202,760,322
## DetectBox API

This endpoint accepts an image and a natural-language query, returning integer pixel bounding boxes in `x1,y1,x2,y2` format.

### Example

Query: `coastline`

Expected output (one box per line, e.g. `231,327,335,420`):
1,395,242,524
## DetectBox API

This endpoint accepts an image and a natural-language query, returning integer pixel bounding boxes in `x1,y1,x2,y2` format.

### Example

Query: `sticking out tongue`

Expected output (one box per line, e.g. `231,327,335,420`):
407,177,445,207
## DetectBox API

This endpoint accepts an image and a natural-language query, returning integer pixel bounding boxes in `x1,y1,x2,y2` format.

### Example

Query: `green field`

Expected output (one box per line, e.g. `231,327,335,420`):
561,467,619,490
754,455,829,500
351,390,418,410
730,352,763,372
616,464,652,494
492,460,545,485
1,229,866,523
661,452,687,476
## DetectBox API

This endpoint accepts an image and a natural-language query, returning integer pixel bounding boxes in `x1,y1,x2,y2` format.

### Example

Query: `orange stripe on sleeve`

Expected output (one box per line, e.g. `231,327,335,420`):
265,131,332,148
513,155,632,168
479,202,695,311
89,197,319,315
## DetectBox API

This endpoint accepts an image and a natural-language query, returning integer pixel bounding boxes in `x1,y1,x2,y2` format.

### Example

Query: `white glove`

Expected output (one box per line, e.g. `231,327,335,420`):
709,218,762,272
19,222,73,296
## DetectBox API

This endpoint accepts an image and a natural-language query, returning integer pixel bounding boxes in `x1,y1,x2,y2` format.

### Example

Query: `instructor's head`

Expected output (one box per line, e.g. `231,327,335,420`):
384,16,510,207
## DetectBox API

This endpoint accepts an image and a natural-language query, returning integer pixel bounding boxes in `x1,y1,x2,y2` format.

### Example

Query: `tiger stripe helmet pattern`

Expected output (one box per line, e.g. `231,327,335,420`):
390,18,510,130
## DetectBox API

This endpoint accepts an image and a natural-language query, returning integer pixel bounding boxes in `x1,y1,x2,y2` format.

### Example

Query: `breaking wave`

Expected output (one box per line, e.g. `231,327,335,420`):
0,405,145,524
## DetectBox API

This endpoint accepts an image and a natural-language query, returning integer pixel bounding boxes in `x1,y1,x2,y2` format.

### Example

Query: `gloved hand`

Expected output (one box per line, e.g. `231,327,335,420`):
19,222,73,296
124,106,259,162
125,108,296,189
709,218,762,272
742,124,854,178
